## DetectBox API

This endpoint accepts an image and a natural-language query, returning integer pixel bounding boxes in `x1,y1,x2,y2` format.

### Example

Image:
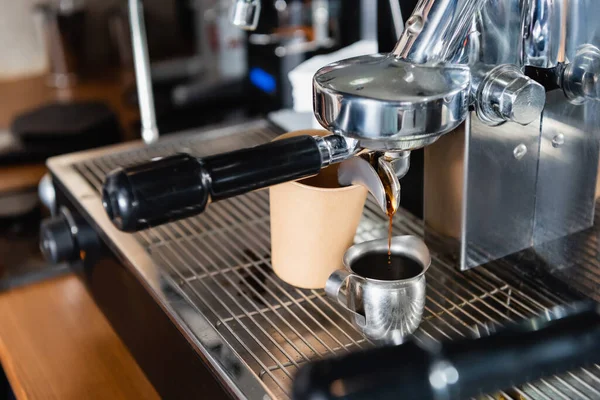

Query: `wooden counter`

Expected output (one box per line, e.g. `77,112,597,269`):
0,71,156,399
0,274,159,400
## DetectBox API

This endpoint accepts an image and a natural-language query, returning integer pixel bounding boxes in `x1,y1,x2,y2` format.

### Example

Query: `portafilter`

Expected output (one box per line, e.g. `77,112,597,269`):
102,0,518,232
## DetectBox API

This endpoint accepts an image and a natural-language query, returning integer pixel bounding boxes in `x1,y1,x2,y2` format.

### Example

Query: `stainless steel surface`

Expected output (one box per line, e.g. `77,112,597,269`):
523,0,566,68
230,0,261,31
49,122,600,399
460,115,541,270
337,156,399,214
532,89,600,245
420,0,600,270
360,0,377,41
391,0,488,64
563,45,600,104
388,0,404,40
313,54,471,151
384,150,411,179
472,0,523,66
338,151,406,215
313,134,357,168
475,64,546,126
38,173,56,215
325,235,430,344
128,0,159,144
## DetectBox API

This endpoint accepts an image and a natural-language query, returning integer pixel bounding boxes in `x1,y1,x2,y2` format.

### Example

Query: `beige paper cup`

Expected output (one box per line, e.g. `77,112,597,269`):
269,130,368,289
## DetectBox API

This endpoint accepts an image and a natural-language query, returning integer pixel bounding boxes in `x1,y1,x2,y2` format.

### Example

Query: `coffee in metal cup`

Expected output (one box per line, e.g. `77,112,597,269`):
325,235,430,344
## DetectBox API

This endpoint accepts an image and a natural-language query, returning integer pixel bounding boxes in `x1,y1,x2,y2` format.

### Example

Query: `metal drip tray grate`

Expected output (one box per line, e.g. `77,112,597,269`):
72,120,600,399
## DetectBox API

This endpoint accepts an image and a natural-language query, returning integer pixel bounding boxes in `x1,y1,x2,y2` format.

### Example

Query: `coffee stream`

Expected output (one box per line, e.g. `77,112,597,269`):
378,169,399,264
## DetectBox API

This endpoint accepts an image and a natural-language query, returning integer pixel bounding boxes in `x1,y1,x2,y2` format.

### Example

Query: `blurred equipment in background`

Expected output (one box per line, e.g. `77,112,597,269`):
246,0,361,113
1,102,121,165
0,1,48,80
0,101,121,290
33,0,88,88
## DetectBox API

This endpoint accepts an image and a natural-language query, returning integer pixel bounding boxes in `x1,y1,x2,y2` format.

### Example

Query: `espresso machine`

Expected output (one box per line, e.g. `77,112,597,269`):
39,0,600,398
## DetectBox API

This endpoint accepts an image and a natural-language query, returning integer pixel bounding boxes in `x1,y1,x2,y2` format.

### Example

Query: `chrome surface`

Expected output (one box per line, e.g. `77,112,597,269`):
49,122,600,399
388,0,404,40
337,156,400,214
326,236,430,345
313,54,471,151
313,134,357,168
229,0,261,31
38,173,56,215
475,65,546,126
421,0,600,270
563,45,600,104
523,0,566,68
128,0,159,144
532,89,600,245
391,0,489,64
461,115,541,270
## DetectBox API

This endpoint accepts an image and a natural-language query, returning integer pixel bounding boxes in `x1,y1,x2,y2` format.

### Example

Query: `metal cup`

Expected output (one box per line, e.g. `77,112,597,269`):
325,235,431,344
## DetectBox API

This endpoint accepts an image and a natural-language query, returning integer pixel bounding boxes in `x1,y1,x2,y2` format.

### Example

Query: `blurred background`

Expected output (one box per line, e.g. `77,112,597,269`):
0,0,378,291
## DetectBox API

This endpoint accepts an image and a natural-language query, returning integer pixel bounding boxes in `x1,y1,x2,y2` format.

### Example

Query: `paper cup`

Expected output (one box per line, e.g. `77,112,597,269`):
269,130,368,289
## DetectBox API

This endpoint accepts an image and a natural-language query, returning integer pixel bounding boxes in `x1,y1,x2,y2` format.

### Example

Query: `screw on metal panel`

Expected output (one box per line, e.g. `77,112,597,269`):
513,144,528,160
552,133,565,148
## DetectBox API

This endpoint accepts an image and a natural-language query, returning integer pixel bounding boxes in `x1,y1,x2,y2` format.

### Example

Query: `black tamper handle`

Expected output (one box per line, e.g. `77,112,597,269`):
293,302,600,400
102,135,322,232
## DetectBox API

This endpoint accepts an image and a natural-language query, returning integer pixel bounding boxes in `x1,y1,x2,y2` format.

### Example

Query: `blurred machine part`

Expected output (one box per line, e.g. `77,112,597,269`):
288,40,378,129
33,0,87,88
245,0,362,113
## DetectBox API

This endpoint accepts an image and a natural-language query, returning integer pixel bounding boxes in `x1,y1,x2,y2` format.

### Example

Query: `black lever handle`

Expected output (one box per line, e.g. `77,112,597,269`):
102,135,322,232
293,302,600,400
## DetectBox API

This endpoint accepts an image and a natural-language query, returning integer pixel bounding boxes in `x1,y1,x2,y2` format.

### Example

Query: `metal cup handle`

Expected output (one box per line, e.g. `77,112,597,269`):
325,270,366,326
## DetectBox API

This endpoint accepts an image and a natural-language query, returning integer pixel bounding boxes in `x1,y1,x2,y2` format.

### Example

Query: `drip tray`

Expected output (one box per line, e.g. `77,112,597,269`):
57,119,600,399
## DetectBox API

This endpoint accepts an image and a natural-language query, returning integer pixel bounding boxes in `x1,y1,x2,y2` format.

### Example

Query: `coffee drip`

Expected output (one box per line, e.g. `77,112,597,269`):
377,167,399,264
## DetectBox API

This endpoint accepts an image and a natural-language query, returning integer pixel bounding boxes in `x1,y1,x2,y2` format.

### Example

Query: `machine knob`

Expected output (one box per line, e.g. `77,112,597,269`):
40,215,77,264
477,65,546,126
563,45,600,104
40,208,100,264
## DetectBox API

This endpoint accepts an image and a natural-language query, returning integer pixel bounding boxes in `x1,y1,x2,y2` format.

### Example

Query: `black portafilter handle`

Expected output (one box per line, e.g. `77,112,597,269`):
293,302,600,400
102,135,323,232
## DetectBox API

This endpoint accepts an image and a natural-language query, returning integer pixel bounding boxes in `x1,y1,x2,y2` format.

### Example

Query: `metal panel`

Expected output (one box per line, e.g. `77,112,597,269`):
533,90,600,244
462,113,541,269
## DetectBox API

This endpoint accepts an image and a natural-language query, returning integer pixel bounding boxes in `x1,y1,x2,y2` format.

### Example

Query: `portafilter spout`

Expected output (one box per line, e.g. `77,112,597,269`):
338,152,409,215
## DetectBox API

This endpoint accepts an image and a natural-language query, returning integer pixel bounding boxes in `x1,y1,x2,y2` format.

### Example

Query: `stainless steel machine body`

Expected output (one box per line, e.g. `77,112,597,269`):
44,120,600,398
425,0,600,270
313,0,600,270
